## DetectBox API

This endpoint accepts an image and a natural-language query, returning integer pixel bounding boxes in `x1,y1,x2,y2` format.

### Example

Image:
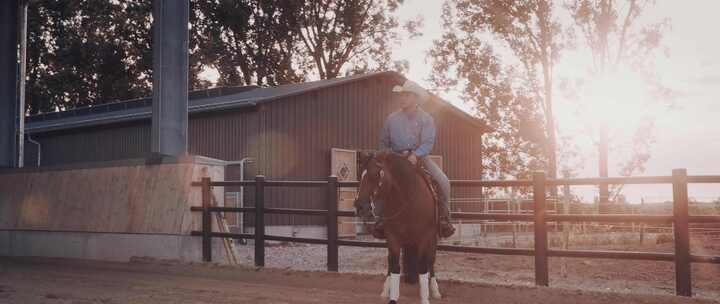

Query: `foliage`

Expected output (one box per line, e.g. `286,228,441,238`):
557,133,584,179
456,0,568,181
294,0,402,79
25,0,404,113
429,2,546,180
191,0,308,87
429,1,570,179
26,0,152,114
566,0,670,199
566,0,670,73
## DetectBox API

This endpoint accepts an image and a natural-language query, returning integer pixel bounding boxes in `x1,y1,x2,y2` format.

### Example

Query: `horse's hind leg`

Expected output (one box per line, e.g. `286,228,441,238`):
430,265,442,300
429,253,442,299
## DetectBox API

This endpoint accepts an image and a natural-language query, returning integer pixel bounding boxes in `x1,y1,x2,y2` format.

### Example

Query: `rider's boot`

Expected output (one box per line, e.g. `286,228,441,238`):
438,204,455,238
372,218,386,239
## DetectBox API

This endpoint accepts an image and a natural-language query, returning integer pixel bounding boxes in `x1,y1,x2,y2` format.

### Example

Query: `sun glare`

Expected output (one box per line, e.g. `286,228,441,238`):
564,67,664,140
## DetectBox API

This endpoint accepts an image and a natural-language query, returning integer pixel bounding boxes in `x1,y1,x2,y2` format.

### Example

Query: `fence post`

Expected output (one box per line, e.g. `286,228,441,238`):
201,177,212,262
533,171,549,287
560,183,571,278
255,175,266,267
672,168,691,297
511,187,517,248
327,175,339,272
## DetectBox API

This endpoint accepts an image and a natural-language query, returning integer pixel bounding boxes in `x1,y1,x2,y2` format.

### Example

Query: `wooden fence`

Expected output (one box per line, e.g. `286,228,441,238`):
190,169,720,297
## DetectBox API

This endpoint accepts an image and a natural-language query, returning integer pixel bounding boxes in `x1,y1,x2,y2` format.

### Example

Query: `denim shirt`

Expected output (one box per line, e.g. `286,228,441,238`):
379,109,436,157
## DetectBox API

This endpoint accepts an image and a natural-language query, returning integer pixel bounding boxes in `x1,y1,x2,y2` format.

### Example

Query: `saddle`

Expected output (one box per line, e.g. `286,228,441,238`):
417,163,441,223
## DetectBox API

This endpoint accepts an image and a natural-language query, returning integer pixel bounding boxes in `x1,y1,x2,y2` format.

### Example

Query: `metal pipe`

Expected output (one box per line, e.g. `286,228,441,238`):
218,157,255,240
238,157,255,234
17,0,28,167
26,133,40,167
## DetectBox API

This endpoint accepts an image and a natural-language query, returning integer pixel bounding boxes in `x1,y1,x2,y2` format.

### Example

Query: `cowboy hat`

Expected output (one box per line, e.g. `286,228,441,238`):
392,80,429,104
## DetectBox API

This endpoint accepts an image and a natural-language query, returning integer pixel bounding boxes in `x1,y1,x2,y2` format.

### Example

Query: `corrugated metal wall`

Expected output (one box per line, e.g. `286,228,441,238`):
24,74,485,226
29,122,151,165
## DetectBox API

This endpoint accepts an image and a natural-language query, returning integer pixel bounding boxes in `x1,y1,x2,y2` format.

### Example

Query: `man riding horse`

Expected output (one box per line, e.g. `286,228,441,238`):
373,79,455,239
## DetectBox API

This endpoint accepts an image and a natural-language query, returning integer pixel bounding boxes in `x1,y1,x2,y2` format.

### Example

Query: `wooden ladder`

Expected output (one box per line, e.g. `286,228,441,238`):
211,193,239,265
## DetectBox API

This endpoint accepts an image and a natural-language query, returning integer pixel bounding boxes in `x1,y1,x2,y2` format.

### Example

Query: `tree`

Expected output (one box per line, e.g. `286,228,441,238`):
191,0,308,87
26,0,407,114
442,0,567,184
191,0,404,85
429,2,546,180
26,0,152,114
294,0,402,79
430,0,566,180
566,0,670,200
566,0,669,75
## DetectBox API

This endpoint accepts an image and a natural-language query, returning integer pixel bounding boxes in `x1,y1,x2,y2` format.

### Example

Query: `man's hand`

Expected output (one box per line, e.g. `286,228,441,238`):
407,153,418,166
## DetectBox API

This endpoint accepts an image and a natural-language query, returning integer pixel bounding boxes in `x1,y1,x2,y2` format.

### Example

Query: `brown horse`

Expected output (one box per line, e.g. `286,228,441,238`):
355,151,442,304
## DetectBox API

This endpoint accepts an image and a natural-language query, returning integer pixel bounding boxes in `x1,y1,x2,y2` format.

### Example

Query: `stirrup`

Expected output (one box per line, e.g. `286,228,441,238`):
372,221,386,239
439,218,455,238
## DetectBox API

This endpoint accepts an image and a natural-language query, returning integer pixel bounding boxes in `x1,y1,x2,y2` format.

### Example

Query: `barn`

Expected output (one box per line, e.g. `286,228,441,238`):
23,71,487,236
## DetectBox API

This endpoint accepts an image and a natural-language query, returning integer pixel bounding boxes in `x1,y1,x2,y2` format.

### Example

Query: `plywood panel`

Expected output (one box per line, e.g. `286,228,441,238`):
338,189,357,237
331,148,357,182
0,161,224,234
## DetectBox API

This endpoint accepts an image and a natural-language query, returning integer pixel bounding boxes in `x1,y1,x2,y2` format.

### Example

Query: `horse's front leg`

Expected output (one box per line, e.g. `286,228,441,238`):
418,250,433,304
381,240,402,304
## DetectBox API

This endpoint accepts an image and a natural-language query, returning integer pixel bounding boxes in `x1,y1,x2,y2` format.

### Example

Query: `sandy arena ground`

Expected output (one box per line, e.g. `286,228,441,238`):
226,233,720,299
1,256,719,304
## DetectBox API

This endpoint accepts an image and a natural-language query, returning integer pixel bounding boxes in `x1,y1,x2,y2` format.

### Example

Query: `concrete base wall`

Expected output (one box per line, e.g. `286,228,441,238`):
0,230,228,263
0,155,230,263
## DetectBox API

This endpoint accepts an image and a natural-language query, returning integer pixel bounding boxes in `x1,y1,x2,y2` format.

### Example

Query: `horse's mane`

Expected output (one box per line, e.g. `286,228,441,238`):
385,153,418,200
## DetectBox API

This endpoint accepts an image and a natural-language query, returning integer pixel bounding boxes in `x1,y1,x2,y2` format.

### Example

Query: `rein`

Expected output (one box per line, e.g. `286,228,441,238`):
370,159,416,222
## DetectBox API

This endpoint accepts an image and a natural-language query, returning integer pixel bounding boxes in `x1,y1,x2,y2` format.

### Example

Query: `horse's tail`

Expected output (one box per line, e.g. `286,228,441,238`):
402,244,419,284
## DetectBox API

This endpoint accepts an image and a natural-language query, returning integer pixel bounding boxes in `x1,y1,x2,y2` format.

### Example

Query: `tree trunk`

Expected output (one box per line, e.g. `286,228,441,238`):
543,60,558,197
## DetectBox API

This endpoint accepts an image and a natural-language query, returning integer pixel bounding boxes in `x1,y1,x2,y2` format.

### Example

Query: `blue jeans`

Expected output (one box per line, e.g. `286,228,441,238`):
374,157,451,218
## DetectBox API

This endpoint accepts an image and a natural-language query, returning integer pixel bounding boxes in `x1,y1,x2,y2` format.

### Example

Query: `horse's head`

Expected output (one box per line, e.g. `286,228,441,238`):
354,150,391,218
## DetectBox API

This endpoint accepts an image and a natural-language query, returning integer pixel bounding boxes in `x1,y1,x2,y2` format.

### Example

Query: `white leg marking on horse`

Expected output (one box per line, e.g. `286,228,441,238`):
380,275,390,298
389,273,401,301
419,273,430,304
430,276,442,299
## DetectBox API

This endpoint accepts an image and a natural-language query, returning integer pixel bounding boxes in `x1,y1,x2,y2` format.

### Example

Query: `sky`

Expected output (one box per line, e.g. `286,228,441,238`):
390,0,720,203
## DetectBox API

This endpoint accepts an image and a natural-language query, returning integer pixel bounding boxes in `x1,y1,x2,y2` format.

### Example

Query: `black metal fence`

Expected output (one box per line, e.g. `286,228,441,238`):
190,169,720,297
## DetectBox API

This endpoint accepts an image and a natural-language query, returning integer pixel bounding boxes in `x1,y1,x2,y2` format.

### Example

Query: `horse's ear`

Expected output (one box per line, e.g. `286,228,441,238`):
358,150,374,167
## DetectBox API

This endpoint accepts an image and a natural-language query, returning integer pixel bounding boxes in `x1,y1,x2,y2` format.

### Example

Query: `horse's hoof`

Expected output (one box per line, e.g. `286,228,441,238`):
431,291,443,300
381,275,391,298
430,277,442,299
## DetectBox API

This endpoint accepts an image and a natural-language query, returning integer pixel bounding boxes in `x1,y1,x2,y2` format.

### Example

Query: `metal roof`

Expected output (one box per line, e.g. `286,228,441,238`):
26,71,487,134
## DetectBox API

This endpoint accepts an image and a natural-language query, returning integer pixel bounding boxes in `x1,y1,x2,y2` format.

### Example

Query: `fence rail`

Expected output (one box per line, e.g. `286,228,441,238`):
190,169,720,297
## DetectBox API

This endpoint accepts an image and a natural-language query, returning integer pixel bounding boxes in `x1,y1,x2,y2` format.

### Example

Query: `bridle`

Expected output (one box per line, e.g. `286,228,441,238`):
362,157,412,222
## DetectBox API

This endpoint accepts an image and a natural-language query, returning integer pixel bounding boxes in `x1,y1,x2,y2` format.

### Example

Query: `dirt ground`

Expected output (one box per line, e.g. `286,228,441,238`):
0,256,718,304
227,233,720,301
